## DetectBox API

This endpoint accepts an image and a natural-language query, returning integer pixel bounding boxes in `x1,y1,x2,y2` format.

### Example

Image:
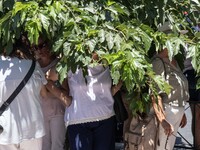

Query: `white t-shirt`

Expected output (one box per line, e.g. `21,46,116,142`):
65,65,115,126
0,56,47,144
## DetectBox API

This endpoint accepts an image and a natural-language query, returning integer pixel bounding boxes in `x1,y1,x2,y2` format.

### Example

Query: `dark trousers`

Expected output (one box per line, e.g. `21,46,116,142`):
184,69,200,100
67,116,115,150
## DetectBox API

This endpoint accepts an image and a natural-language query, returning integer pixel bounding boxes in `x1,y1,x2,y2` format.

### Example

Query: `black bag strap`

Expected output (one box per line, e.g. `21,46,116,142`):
0,60,36,115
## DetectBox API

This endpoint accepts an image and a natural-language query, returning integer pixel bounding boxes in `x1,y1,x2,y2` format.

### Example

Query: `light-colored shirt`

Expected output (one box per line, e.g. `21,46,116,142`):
65,65,115,126
0,56,47,144
40,58,65,118
152,57,189,106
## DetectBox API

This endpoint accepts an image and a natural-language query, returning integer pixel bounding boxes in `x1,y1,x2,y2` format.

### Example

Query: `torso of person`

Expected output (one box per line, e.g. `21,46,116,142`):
41,58,65,119
152,56,189,106
0,56,47,144
65,65,115,126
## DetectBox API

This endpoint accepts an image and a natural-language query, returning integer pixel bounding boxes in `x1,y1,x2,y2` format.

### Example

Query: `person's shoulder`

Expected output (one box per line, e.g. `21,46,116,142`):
151,55,164,65
151,56,166,72
3,56,34,65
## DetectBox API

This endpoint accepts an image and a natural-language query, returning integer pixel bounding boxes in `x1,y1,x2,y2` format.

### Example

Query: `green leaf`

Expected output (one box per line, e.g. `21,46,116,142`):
53,38,65,52
25,19,41,44
84,6,96,14
111,69,121,85
86,39,96,52
5,39,13,55
0,1,3,12
57,62,68,83
98,29,105,43
49,6,57,21
2,21,10,44
105,32,114,50
63,42,71,56
114,34,122,50
0,11,12,25
138,28,152,52
195,32,200,38
191,0,200,5
39,13,50,33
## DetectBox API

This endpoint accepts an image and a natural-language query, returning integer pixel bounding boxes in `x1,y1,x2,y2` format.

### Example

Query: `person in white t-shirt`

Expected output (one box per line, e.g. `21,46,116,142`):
65,52,122,150
0,37,47,150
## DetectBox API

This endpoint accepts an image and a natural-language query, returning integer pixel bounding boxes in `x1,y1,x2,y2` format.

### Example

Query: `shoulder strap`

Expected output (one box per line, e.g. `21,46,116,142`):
0,60,36,115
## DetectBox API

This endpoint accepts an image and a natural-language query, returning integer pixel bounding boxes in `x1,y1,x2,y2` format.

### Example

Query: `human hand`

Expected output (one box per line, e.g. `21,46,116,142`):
46,68,58,81
161,119,174,136
180,113,187,128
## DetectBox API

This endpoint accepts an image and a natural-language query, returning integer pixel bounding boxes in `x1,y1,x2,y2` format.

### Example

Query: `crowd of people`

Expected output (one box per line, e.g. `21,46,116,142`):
0,22,199,150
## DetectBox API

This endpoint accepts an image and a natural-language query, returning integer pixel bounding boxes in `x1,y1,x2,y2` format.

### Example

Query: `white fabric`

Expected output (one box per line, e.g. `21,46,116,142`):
42,116,66,150
152,57,189,106
41,58,59,73
65,65,115,126
156,104,185,150
0,137,42,150
0,56,47,144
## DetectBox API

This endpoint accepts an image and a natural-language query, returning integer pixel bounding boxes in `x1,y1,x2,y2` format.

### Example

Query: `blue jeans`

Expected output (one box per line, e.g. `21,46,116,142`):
67,116,115,150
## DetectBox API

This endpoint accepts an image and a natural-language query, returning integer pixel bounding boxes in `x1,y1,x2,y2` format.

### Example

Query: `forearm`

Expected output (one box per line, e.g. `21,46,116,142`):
46,80,71,107
151,95,166,123
111,80,123,96
151,95,174,135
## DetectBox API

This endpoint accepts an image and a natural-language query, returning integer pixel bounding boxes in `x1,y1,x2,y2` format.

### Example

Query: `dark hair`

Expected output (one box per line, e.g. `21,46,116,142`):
9,35,34,59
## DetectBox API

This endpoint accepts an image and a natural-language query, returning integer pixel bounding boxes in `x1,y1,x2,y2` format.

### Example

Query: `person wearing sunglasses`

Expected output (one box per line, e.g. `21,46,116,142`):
34,36,72,150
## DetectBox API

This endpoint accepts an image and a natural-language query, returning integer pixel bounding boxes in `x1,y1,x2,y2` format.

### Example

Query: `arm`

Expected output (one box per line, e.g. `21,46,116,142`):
45,67,72,107
111,80,123,96
151,95,174,135
152,58,174,135
45,79,72,107
180,113,187,128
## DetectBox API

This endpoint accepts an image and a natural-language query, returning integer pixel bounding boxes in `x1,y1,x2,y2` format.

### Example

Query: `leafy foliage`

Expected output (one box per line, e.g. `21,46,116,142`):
0,0,200,114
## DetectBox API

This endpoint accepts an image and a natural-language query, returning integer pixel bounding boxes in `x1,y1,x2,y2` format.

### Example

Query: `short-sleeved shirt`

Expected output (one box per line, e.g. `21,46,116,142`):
0,56,47,144
152,56,189,106
65,65,115,126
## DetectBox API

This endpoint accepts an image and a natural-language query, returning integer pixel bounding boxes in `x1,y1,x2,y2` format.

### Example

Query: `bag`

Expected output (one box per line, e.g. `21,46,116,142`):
124,113,159,150
113,90,128,122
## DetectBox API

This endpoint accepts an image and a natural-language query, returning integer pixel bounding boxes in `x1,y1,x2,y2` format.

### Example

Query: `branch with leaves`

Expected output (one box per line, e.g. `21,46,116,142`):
0,0,200,114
